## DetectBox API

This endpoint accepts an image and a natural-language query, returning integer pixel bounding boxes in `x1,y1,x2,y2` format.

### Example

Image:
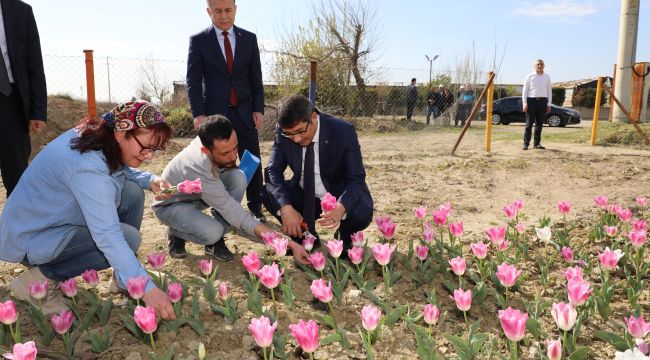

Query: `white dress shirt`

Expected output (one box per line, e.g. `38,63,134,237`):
299,116,327,199
522,72,552,106
213,25,236,62
0,1,15,82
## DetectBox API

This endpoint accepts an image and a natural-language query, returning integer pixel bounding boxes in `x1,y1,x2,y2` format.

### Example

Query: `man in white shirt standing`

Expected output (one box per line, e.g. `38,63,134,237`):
521,59,552,150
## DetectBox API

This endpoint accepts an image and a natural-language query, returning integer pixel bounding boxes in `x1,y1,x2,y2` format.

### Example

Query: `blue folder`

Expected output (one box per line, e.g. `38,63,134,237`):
240,149,260,185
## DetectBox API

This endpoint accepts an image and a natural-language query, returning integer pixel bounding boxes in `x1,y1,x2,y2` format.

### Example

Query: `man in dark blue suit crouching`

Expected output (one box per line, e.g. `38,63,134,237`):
263,95,373,254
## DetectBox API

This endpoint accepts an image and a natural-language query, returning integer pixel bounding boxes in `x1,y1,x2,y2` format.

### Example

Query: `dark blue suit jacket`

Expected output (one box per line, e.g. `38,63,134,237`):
186,25,264,128
1,0,46,122
265,113,372,213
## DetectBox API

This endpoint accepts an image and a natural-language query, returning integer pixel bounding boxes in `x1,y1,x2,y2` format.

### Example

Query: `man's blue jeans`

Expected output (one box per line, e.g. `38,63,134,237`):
39,180,144,281
426,106,440,124
153,169,247,246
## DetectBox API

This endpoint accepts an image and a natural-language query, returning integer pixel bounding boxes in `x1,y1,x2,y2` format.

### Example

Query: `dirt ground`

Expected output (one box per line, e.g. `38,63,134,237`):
1,120,649,359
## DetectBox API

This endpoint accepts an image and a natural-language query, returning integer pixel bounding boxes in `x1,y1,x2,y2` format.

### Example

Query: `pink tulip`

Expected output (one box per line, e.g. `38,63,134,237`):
372,243,395,266
376,217,396,240
127,276,149,300
449,257,466,276
422,227,435,243
551,302,577,331
270,237,289,257
218,282,229,301
81,269,99,286
166,282,183,303
629,229,647,248
563,266,584,282
637,196,647,207
59,278,78,298
546,338,562,360
604,225,618,237
486,226,506,245
449,221,464,237
320,193,338,213
626,316,650,338
498,307,528,342
241,252,261,274
350,231,365,247
634,219,648,231
257,263,282,289
348,247,364,265
438,202,453,215
302,234,317,251
261,231,279,246
513,199,525,210
50,309,74,334
609,204,623,215
471,242,488,259
557,201,572,215
566,278,592,306
248,316,278,349
146,252,166,270
289,319,319,354
617,208,633,222
310,279,333,303
0,300,18,325
325,240,343,258
423,304,440,325
3,341,37,360
415,245,429,261
134,305,158,334
515,223,526,234
599,247,623,271
198,259,213,277
594,195,609,208
413,205,428,219
502,204,518,219
360,305,382,332
308,252,326,271
496,263,522,288
177,178,202,194
28,280,48,300
497,240,510,252
432,210,448,227
451,288,472,312
561,246,574,262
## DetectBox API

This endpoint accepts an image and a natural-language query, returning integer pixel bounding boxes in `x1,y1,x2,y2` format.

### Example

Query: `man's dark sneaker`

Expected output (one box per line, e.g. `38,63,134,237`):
168,232,187,259
205,239,234,262
522,145,529,150
533,144,546,150
251,208,267,223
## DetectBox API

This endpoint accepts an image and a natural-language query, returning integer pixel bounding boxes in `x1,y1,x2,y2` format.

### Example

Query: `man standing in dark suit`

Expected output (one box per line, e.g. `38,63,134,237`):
186,0,265,223
263,95,373,254
0,0,46,197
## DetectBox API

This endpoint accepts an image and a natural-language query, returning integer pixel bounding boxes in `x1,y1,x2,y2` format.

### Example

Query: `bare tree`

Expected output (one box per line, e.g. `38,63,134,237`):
271,0,380,115
136,56,171,105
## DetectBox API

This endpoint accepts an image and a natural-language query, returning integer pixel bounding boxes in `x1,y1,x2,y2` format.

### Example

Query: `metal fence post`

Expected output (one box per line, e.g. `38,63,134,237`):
485,71,495,152
590,77,603,145
83,49,96,118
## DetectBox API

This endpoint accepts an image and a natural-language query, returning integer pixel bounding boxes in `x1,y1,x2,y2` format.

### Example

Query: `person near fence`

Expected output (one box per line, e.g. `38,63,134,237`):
522,59,552,150
443,87,455,125
262,95,374,258
153,115,309,264
0,0,47,197
0,101,177,319
186,0,266,223
456,84,475,127
425,84,445,125
406,78,418,121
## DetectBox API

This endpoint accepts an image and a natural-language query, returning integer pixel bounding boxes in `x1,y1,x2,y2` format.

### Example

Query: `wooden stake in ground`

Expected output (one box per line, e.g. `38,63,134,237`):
451,72,496,155
601,83,650,146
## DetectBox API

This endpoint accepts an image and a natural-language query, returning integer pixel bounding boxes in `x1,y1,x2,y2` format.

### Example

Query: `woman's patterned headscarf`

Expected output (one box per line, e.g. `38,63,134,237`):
101,100,166,131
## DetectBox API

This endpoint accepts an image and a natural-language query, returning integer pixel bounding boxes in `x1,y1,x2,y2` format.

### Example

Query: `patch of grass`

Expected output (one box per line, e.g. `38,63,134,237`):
501,159,530,170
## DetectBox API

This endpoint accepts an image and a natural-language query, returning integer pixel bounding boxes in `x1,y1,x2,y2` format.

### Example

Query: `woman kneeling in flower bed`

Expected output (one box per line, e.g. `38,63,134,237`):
0,101,176,319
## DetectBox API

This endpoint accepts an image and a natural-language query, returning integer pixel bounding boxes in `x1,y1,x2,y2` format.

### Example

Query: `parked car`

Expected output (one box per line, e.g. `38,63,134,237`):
478,96,581,127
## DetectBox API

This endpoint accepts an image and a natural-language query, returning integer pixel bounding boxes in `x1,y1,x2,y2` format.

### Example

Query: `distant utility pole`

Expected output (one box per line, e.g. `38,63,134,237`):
425,54,439,86
106,57,112,103
613,0,640,122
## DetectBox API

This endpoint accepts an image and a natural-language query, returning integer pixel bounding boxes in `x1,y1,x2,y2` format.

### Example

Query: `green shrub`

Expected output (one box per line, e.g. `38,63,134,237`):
552,87,565,106
166,107,195,137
